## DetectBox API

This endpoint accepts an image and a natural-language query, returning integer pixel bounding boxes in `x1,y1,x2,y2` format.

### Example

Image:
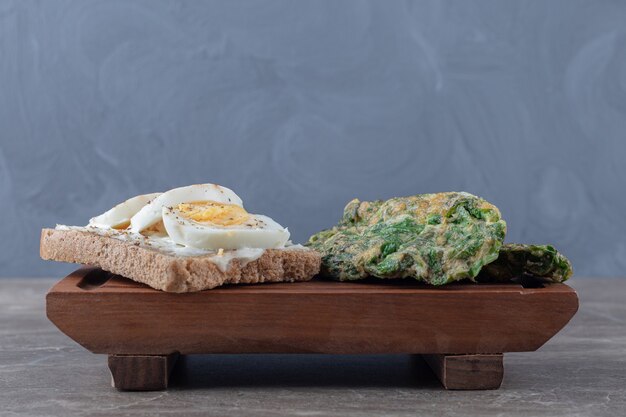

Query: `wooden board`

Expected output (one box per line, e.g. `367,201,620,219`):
46,267,578,390
422,354,504,390
47,267,578,355
108,353,179,391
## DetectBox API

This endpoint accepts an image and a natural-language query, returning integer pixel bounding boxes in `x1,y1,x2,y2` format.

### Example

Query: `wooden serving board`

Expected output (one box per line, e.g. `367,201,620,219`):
47,267,578,391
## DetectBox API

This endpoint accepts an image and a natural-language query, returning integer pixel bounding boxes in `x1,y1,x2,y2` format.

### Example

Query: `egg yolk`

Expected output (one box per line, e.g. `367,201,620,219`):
177,201,250,226
113,221,131,230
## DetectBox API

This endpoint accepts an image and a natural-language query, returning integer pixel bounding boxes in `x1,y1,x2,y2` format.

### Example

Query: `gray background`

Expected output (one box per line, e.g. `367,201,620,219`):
0,0,624,278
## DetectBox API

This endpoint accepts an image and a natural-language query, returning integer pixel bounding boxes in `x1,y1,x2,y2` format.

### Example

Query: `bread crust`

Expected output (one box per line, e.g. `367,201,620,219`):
40,228,321,292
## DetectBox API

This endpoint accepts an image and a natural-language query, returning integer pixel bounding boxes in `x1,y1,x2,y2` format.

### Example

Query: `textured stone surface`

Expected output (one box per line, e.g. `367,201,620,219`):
1,0,626,278
1,277,624,416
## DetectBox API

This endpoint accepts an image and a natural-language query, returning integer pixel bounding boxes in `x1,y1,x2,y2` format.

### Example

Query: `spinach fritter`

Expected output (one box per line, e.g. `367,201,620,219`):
478,243,573,283
307,192,507,285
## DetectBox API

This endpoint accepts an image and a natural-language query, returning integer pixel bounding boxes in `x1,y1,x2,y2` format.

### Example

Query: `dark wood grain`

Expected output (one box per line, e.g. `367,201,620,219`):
47,268,579,356
422,354,504,390
108,353,179,391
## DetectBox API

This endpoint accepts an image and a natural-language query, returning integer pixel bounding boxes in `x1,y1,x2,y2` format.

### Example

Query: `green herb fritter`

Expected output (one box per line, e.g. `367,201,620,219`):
478,243,573,283
307,192,507,285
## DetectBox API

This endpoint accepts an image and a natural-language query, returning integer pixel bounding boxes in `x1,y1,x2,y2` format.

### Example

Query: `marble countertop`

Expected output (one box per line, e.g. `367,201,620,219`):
1,277,624,416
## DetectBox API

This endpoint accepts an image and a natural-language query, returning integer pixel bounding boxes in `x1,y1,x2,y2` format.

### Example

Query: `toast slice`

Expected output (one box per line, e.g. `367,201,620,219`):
41,228,321,292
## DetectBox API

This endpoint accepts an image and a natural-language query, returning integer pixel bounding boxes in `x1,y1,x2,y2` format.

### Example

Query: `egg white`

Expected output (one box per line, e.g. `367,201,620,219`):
130,184,243,233
162,206,290,250
89,192,161,229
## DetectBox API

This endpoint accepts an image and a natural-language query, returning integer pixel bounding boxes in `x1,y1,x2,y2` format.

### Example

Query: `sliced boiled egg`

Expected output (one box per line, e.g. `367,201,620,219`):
162,203,290,250
130,184,243,233
89,193,161,229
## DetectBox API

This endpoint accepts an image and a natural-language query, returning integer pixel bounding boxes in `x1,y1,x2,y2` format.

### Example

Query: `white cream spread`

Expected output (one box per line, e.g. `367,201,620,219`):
207,247,265,272
55,224,305,272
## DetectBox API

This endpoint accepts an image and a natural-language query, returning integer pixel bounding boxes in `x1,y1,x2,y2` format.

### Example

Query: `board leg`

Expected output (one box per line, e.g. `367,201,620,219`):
421,354,503,390
108,353,179,391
